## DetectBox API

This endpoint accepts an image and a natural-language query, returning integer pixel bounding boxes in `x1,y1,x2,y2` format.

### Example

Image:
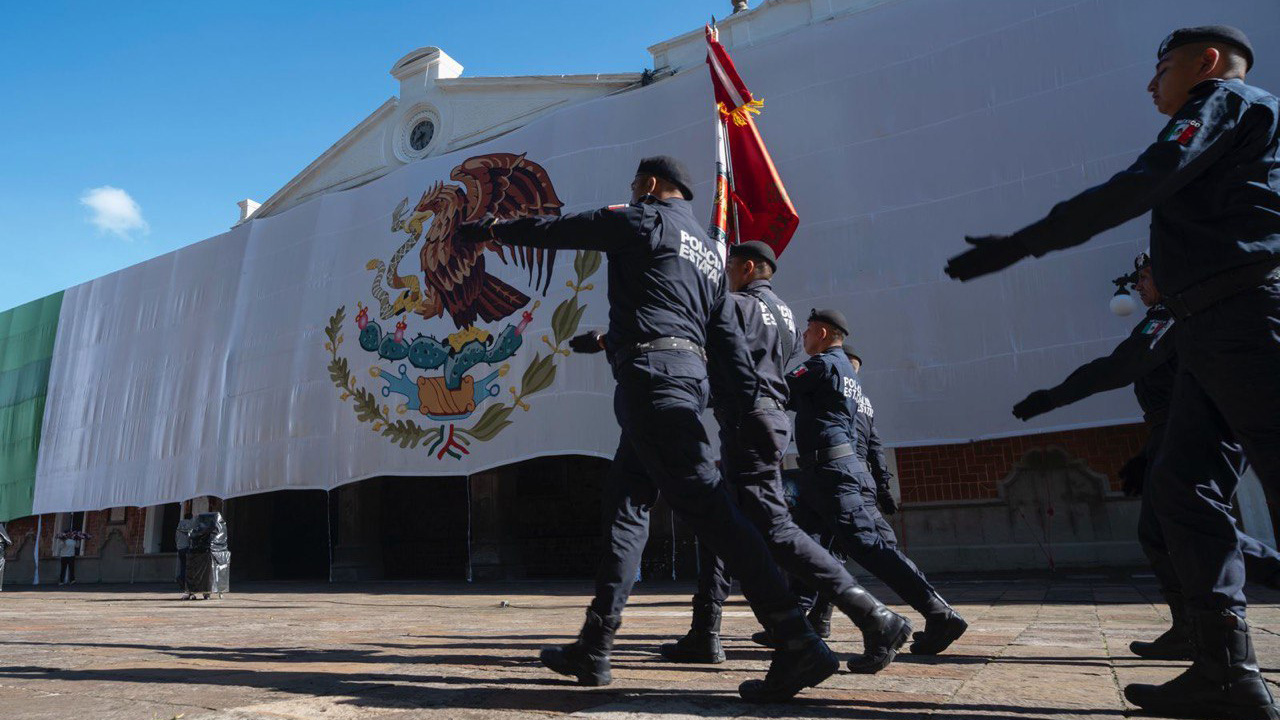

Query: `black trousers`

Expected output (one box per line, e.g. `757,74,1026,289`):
587,351,800,625
59,557,75,583
691,409,861,607
177,549,189,591
1151,282,1280,617
791,457,940,615
1137,422,1280,600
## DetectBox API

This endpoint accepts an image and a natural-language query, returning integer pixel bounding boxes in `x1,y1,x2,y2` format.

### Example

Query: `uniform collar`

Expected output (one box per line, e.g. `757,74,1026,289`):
650,197,692,210
743,278,773,293
1190,77,1244,96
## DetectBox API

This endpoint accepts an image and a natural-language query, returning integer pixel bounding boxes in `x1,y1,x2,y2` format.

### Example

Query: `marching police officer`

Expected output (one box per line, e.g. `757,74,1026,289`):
456,157,837,702
786,309,968,659
1012,252,1280,662
656,241,911,674
789,340,903,640
843,342,901,520
945,26,1280,718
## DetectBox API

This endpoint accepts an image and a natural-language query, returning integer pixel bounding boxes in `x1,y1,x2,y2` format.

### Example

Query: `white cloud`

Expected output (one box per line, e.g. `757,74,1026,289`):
80,186,149,240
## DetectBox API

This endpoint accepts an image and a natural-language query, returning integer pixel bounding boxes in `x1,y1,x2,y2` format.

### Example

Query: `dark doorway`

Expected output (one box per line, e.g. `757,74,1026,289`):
157,503,181,553
511,456,607,578
379,476,468,579
224,490,330,581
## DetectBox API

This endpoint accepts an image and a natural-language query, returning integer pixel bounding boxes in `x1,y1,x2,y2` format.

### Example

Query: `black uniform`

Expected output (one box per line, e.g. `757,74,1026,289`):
792,372,897,612
786,347,946,619
945,26,1280,716
974,78,1280,621
1014,305,1280,604
855,388,897,507
487,198,815,637
690,279,864,609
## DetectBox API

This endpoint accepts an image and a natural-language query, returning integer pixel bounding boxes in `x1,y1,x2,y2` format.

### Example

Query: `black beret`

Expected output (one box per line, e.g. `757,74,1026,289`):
842,339,863,366
636,155,694,201
808,308,850,336
1159,25,1253,70
1134,251,1151,272
728,240,777,271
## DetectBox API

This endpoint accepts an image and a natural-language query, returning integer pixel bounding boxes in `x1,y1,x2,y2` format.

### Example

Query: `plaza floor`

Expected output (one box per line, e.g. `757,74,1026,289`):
2,573,1278,719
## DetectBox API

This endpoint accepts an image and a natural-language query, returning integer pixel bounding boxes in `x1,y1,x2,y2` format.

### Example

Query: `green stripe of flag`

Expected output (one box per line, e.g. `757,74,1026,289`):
0,292,63,522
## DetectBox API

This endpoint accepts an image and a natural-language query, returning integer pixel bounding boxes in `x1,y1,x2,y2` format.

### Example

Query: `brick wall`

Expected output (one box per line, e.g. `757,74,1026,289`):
3,497,225,561
895,423,1148,504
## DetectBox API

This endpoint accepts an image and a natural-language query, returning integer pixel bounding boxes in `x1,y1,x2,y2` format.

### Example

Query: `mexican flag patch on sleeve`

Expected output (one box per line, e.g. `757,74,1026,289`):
1162,119,1202,146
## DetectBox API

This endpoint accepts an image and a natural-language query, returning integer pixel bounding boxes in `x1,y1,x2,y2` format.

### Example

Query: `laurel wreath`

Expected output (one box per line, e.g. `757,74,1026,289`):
324,249,601,453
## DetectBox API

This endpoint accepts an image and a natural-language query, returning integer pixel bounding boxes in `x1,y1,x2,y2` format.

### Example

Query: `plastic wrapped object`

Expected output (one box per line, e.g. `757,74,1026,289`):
185,513,230,598
189,513,228,552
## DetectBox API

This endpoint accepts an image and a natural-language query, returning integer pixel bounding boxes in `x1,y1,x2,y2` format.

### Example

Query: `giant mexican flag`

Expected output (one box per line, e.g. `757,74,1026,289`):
0,293,62,521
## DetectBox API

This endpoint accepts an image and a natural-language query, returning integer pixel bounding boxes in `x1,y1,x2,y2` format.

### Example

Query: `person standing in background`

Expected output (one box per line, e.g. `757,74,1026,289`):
56,532,78,586
176,511,195,599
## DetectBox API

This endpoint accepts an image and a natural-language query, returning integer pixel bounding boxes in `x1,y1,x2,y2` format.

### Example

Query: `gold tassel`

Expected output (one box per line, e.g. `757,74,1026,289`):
717,99,764,127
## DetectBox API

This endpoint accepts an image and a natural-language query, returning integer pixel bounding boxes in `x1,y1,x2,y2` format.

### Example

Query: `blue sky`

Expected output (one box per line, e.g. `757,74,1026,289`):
0,0,735,312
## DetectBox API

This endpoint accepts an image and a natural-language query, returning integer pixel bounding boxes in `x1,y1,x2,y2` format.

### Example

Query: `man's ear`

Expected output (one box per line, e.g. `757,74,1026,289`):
1199,46,1222,77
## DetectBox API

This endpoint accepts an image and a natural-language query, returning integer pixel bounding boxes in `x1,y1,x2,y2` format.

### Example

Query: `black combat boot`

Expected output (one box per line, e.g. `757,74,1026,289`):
1125,610,1280,720
738,608,839,703
910,591,968,655
539,609,620,686
1131,592,1194,661
807,597,834,639
659,599,725,663
750,600,832,647
833,586,913,673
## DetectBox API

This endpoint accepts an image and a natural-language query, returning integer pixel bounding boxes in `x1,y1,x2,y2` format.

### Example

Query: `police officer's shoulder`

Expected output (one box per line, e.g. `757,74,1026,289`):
599,201,656,234
1137,306,1175,337
1186,77,1276,117
789,351,828,378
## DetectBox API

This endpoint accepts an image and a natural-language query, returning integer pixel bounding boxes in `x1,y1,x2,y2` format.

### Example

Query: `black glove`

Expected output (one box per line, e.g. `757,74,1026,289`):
944,234,1031,281
1012,389,1056,421
454,214,498,244
569,331,605,354
876,485,898,516
1118,452,1147,497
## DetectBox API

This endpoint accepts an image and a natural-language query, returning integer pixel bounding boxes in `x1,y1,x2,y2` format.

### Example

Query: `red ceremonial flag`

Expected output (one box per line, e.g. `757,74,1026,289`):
705,24,800,256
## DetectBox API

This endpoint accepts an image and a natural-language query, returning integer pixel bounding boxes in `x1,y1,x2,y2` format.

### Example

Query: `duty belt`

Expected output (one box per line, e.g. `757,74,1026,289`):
799,442,855,467
615,337,706,366
754,397,784,411
1163,261,1280,320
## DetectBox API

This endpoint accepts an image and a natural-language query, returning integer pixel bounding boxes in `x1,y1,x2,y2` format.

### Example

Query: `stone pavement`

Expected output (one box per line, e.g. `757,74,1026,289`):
2,573,1278,720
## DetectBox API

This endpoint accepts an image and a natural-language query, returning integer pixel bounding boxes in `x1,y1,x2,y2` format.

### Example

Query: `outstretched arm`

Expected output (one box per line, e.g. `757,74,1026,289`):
946,83,1272,281
459,205,643,253
1012,322,1175,420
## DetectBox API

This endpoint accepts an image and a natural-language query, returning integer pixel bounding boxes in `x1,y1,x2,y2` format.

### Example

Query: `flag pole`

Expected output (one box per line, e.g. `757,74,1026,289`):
722,115,740,246
33,515,41,586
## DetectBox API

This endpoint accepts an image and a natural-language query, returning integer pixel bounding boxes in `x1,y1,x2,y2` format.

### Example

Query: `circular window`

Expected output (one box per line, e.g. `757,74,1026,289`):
397,106,441,162
409,119,435,152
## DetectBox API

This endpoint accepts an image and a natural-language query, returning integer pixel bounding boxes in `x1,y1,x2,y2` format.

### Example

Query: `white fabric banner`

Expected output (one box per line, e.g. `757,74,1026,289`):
34,0,1280,511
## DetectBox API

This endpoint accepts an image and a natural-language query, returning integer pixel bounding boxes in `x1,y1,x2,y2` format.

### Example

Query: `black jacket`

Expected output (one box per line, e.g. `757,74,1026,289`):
1016,79,1280,295
1045,305,1177,423
786,347,860,457
491,199,759,413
